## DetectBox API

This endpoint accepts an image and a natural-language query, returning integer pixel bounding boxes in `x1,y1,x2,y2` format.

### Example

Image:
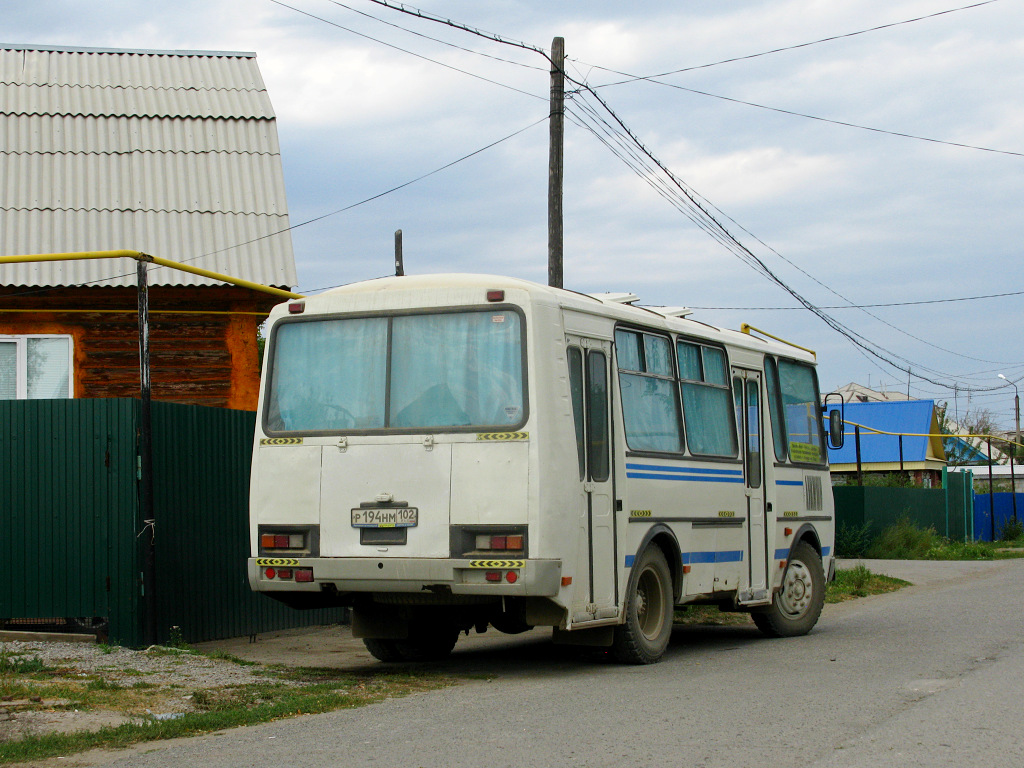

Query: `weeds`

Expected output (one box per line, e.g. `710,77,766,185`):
835,521,873,558
998,517,1024,542
0,653,49,675
826,566,908,603
865,517,936,559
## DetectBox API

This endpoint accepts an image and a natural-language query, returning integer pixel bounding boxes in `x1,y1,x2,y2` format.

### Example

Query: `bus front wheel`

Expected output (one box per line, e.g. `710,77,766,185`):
612,546,673,664
752,540,825,638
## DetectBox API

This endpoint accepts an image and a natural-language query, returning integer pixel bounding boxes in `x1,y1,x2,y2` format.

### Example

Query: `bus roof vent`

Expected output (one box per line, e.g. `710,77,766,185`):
588,292,639,305
657,306,693,318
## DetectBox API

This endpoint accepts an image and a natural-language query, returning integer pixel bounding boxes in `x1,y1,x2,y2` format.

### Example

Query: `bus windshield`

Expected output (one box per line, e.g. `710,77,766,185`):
265,309,525,433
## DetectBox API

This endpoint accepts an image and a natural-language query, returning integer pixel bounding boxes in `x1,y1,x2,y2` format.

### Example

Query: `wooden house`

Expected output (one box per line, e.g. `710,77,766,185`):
0,45,297,410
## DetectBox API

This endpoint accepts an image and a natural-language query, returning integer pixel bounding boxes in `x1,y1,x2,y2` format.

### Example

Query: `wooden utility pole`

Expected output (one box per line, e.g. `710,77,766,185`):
137,257,157,647
548,36,565,289
395,229,404,276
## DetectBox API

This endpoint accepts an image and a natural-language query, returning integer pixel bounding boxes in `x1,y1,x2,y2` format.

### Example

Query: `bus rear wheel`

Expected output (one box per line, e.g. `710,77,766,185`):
752,540,825,638
363,623,459,663
612,546,673,664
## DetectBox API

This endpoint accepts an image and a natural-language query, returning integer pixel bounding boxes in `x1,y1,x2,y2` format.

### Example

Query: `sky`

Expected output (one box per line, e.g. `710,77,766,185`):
3,0,1024,430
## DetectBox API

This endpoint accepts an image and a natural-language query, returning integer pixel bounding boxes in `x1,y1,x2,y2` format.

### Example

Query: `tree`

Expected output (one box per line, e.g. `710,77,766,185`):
937,402,1002,465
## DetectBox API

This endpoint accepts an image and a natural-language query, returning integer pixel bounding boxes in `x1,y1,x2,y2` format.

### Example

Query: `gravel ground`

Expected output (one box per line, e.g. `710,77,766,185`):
1,637,282,742
1,639,276,688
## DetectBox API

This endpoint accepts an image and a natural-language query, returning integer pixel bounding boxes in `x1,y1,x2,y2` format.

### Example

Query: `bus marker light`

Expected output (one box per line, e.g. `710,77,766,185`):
561,576,572,587
486,290,504,302
295,568,314,582
779,560,787,569
682,565,692,574
784,528,793,537
288,302,305,314
506,571,518,583
264,567,277,579
485,571,501,582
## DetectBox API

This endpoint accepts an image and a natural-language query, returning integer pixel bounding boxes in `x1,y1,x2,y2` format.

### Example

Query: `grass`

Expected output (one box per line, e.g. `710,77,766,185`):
860,517,1024,560
826,564,908,602
0,662,452,765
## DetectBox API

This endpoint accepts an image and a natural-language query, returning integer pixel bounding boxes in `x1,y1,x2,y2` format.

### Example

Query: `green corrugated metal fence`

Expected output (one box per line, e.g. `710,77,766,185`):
0,398,344,646
833,468,974,542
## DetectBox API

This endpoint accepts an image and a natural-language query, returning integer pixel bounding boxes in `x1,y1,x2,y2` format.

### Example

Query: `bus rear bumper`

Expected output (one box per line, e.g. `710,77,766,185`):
248,557,563,597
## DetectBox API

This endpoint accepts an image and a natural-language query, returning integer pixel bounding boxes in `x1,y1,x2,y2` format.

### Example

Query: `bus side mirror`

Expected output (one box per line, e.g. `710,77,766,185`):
828,409,844,449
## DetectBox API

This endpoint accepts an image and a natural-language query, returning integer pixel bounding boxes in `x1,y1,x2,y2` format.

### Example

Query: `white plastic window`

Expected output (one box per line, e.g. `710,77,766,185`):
0,336,73,400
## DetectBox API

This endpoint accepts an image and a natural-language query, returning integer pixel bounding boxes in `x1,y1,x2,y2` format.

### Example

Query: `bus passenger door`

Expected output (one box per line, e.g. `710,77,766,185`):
567,339,617,622
735,371,770,604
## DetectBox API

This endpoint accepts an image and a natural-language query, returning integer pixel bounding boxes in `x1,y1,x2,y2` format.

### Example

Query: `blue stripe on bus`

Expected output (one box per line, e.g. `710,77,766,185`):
777,480,804,486
626,463,743,476
626,547,830,568
776,546,832,559
625,550,745,567
683,550,744,564
627,471,745,483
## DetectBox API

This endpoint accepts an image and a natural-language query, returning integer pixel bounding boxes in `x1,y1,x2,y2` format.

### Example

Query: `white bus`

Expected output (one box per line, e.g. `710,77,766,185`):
248,274,840,664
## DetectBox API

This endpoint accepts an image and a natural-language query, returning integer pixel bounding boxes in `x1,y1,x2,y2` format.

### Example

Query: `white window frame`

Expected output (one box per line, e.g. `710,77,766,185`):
0,334,74,399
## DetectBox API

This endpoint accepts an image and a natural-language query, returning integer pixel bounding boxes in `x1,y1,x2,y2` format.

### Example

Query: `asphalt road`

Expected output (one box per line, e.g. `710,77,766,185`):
35,559,1024,767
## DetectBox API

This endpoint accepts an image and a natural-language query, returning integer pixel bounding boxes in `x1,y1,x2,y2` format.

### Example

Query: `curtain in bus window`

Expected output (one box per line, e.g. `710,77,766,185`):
681,383,737,456
746,380,762,488
267,318,387,431
764,357,789,462
26,338,70,399
390,311,523,428
615,330,642,371
778,360,825,464
0,342,16,399
677,341,701,380
586,351,610,482
568,347,586,480
643,335,673,376
702,347,728,385
619,373,681,452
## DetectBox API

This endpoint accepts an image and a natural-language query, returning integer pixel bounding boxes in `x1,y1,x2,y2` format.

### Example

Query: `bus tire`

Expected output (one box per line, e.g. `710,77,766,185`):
612,545,673,664
752,540,825,638
363,638,406,662
396,623,459,661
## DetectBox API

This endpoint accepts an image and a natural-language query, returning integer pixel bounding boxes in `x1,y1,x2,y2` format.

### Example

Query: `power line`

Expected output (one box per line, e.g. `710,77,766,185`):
585,1,1002,84
2,116,548,297
684,287,1024,310
326,0,545,72
303,0,1019,392
269,0,543,100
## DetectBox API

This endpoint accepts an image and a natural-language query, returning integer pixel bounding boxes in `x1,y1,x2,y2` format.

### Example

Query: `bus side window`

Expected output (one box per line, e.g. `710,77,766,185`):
568,346,586,481
586,351,610,483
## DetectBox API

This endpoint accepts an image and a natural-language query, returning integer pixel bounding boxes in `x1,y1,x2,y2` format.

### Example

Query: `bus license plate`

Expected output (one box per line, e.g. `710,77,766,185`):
351,507,418,528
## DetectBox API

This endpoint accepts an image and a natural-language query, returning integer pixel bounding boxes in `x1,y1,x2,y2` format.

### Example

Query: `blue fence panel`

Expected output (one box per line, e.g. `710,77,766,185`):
973,493,1024,541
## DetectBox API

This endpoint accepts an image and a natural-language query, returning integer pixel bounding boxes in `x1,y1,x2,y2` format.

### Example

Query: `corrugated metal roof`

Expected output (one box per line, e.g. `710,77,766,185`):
0,46,296,289
3,151,288,213
0,46,265,90
827,400,945,465
0,115,280,154
0,210,295,287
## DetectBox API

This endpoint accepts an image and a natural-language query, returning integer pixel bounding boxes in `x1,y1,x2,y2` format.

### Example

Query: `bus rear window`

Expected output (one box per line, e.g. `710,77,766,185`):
266,310,525,433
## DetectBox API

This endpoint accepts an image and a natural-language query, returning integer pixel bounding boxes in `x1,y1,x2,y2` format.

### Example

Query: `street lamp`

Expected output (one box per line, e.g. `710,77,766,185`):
998,374,1020,455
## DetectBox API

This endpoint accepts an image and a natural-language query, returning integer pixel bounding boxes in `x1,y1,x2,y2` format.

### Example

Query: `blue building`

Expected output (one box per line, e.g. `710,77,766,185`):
827,400,946,486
